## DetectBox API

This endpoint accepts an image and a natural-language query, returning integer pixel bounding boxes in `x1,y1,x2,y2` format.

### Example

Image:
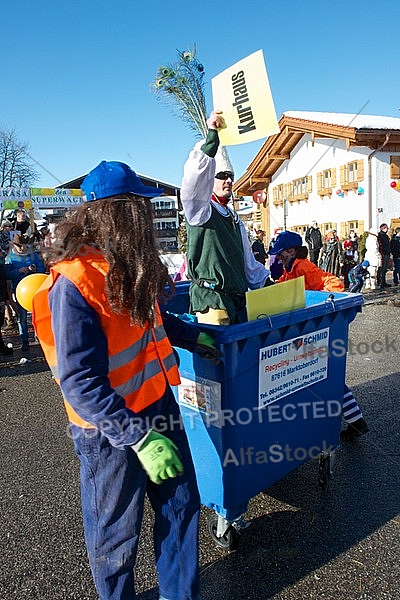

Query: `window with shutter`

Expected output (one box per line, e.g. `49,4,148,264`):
390,156,400,179
317,168,336,197
291,176,310,202
340,161,362,190
357,160,364,181
340,165,345,186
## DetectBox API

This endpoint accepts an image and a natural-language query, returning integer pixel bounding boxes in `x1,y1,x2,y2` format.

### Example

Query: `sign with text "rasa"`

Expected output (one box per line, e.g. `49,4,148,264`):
211,49,280,146
0,187,31,210
0,188,84,210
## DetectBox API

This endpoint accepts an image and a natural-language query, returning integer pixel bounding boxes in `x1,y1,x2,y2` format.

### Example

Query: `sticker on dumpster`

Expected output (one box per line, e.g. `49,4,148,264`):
177,376,222,426
258,327,330,408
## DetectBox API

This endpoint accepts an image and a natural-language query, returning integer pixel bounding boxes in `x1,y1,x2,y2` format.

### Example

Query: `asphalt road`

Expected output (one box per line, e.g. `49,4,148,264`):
0,288,399,600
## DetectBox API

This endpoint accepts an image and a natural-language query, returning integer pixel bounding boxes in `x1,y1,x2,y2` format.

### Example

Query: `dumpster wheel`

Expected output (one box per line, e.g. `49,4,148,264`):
206,514,240,550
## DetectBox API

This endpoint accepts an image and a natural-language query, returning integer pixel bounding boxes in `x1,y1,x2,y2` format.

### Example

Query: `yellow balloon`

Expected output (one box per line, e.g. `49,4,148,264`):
16,273,49,312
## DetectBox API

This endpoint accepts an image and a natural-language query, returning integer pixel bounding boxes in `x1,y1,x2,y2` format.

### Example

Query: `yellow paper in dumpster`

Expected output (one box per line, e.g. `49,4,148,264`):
211,49,280,146
246,277,306,321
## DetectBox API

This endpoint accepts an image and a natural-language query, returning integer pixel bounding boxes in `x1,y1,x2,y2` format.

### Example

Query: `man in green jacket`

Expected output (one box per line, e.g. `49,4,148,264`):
180,110,271,325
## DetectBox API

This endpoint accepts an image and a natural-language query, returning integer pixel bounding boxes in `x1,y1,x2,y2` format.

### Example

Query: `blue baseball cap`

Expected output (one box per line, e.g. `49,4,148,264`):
269,231,303,255
362,260,370,267
81,161,164,201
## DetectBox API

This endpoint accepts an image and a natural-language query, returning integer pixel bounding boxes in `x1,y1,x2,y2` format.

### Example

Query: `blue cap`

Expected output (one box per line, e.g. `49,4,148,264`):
362,260,370,267
81,161,164,201
269,231,303,255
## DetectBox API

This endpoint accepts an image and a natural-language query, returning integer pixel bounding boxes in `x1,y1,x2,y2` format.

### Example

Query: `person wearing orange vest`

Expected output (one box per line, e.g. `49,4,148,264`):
32,161,209,600
269,230,369,442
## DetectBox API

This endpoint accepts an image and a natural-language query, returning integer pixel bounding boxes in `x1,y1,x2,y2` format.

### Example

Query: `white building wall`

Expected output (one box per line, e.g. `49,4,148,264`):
268,134,400,239
373,154,400,230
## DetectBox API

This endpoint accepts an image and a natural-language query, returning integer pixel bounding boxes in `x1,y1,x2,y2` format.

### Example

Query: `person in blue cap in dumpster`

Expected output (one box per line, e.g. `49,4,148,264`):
32,160,223,600
269,230,369,442
348,260,370,293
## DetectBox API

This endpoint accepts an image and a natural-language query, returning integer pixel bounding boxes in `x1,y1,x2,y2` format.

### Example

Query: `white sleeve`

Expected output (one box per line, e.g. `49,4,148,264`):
180,141,214,226
239,220,270,289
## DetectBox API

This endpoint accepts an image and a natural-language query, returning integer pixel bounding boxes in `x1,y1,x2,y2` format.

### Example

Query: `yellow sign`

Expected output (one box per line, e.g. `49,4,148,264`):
246,277,306,321
30,188,84,208
211,50,280,146
3,200,32,210
30,188,83,196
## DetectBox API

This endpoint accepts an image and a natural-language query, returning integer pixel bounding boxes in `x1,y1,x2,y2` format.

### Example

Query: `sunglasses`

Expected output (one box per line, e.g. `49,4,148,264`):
215,171,234,181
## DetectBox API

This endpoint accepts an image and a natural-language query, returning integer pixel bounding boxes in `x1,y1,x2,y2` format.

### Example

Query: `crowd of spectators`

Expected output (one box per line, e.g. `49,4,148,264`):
0,209,50,353
251,221,399,292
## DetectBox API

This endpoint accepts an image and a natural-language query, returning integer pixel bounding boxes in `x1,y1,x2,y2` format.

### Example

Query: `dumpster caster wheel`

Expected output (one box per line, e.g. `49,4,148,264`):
318,452,332,487
206,514,239,550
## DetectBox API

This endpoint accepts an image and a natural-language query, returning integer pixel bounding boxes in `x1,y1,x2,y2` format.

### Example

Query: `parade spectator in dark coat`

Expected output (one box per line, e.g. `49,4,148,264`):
377,223,391,288
251,230,268,265
305,220,323,265
390,227,400,286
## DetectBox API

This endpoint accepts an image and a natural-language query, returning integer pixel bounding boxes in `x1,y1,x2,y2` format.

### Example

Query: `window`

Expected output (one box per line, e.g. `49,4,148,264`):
293,225,308,236
340,160,364,190
291,176,312,202
340,221,364,239
272,184,284,206
390,156,400,179
317,168,337,197
322,223,336,235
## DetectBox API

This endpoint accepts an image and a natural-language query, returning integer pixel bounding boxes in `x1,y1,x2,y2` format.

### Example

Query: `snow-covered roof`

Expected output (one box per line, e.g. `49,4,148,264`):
283,111,400,131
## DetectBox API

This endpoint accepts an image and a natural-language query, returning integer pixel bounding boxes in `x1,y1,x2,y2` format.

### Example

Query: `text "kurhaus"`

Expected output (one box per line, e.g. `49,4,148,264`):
231,70,256,135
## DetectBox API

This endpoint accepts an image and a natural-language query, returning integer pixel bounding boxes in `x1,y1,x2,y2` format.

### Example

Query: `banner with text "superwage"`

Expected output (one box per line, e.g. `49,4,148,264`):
0,188,84,211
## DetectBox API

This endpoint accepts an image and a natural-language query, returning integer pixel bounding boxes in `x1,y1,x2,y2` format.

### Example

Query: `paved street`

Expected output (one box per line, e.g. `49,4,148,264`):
0,288,399,600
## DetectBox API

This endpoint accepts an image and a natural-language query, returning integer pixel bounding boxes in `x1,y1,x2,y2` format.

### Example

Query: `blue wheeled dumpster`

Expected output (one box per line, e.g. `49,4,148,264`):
165,282,364,548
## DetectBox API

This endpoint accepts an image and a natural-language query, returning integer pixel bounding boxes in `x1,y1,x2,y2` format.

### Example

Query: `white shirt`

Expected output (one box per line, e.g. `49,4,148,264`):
181,142,270,290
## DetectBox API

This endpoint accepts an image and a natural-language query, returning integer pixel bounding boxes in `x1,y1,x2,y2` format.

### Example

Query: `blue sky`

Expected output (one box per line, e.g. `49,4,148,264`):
2,0,400,189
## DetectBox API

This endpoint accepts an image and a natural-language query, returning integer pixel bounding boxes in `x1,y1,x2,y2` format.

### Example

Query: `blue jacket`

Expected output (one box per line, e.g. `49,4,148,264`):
349,263,369,280
49,275,201,447
4,249,45,291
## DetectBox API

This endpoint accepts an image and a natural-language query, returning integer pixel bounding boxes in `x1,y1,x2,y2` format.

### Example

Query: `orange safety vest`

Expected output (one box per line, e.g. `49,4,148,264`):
278,258,345,292
32,253,180,429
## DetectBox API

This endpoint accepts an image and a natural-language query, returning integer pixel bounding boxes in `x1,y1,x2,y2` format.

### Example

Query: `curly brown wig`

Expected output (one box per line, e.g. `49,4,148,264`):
50,195,174,326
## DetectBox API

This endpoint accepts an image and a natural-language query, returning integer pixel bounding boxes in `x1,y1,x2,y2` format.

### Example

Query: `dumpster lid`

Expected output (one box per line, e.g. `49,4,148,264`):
200,290,364,344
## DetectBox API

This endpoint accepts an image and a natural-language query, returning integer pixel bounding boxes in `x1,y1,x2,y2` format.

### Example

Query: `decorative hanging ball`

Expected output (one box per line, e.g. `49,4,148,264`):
252,190,266,204
336,189,342,195
357,187,364,195
390,181,397,188
396,181,400,190
339,192,345,198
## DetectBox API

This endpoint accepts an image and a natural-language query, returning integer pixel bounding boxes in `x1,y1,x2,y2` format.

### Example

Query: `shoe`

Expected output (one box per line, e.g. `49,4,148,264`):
340,418,369,442
0,344,13,355
2,321,18,332
21,341,30,351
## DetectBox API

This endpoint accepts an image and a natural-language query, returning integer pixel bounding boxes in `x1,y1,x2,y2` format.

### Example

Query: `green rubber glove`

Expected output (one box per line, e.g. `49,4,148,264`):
135,431,184,484
195,332,223,364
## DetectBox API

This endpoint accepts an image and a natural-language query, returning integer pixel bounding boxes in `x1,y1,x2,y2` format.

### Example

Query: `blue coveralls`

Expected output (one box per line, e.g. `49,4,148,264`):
50,276,200,600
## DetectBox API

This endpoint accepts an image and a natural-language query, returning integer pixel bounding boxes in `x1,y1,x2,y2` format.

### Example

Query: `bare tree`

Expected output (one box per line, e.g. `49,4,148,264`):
0,127,39,187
